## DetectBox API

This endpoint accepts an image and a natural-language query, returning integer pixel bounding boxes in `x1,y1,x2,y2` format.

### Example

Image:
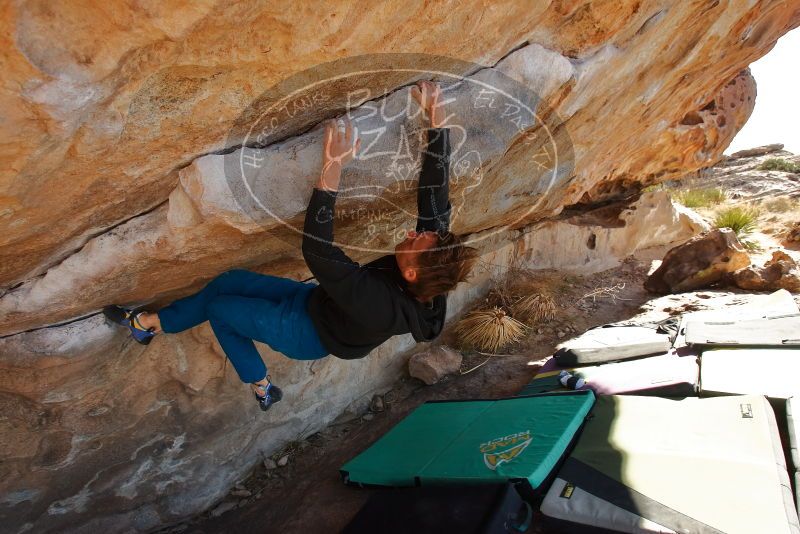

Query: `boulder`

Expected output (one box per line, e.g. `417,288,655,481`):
733,250,800,293
408,346,463,385
783,222,800,244
729,144,784,159
0,10,764,336
644,228,751,294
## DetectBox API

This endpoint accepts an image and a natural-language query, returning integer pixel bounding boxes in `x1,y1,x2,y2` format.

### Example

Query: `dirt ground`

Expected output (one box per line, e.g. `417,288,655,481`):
153,258,663,534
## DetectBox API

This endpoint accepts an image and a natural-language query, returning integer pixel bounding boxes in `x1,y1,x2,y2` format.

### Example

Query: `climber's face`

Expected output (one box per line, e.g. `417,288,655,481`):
395,230,438,281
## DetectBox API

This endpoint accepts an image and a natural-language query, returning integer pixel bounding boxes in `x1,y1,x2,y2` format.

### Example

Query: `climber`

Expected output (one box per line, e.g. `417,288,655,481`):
103,80,479,412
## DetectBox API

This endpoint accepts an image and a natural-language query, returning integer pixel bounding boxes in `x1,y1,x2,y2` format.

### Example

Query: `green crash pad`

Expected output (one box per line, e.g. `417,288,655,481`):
340,391,595,490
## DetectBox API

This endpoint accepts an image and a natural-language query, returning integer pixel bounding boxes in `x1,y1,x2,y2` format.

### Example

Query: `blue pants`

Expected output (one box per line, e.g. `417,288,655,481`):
157,269,329,383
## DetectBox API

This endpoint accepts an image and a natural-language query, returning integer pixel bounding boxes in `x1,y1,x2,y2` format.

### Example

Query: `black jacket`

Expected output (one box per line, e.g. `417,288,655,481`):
302,127,452,359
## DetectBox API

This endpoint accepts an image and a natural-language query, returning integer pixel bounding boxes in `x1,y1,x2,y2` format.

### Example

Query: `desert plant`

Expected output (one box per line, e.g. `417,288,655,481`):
509,293,557,325
454,307,528,352
713,206,759,238
759,158,800,173
641,183,665,193
762,196,798,214
673,188,727,208
577,282,629,304
740,239,762,252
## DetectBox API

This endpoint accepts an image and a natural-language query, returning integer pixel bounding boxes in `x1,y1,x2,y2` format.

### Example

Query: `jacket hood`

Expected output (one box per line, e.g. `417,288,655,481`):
395,280,447,342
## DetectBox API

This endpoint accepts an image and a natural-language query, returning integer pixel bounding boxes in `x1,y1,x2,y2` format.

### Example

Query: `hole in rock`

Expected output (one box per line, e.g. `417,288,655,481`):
701,100,717,112
680,111,704,126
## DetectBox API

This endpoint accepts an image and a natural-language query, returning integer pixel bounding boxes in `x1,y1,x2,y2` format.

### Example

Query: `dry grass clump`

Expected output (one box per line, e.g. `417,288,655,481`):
486,269,560,326
509,293,557,324
577,282,628,304
673,188,726,208
454,268,562,352
763,197,798,213
453,307,528,353
492,267,562,303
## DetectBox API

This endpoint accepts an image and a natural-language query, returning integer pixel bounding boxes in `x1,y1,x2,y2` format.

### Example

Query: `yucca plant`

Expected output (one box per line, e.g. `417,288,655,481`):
714,206,759,237
509,293,557,325
454,307,528,353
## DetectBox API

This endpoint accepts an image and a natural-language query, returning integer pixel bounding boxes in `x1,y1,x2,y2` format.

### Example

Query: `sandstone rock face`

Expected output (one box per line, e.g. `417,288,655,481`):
644,228,751,294
408,345,463,385
534,190,710,273
733,250,800,292
5,2,789,334
2,1,798,532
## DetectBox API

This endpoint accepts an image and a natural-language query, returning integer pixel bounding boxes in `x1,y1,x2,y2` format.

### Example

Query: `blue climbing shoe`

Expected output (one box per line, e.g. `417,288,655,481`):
103,305,156,345
253,378,283,412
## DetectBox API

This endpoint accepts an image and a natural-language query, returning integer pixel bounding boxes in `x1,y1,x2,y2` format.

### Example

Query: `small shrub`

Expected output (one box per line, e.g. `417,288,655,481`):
714,206,759,238
509,293,557,325
762,197,797,213
759,158,800,173
673,188,727,208
454,307,528,352
741,239,762,252
642,183,665,193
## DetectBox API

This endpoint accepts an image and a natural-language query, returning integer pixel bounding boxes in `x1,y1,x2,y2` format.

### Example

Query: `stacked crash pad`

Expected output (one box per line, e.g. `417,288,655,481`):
524,289,800,398
684,314,800,347
553,324,673,366
541,395,800,534
341,391,594,492
673,289,800,350
699,348,800,399
520,352,698,397
675,293,800,401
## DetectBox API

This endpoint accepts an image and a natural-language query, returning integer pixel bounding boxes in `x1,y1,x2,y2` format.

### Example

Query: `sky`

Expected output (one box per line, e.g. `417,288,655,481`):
726,28,800,155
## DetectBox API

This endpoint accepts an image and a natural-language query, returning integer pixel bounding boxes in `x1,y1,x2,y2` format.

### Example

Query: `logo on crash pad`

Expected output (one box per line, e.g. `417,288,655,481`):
479,430,532,470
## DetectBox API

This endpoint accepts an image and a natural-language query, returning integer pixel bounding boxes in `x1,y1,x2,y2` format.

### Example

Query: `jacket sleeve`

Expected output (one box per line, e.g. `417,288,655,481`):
301,187,398,330
416,127,452,234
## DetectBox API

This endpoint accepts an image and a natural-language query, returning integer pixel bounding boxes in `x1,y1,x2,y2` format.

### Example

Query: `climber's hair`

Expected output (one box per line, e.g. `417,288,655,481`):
406,231,480,302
